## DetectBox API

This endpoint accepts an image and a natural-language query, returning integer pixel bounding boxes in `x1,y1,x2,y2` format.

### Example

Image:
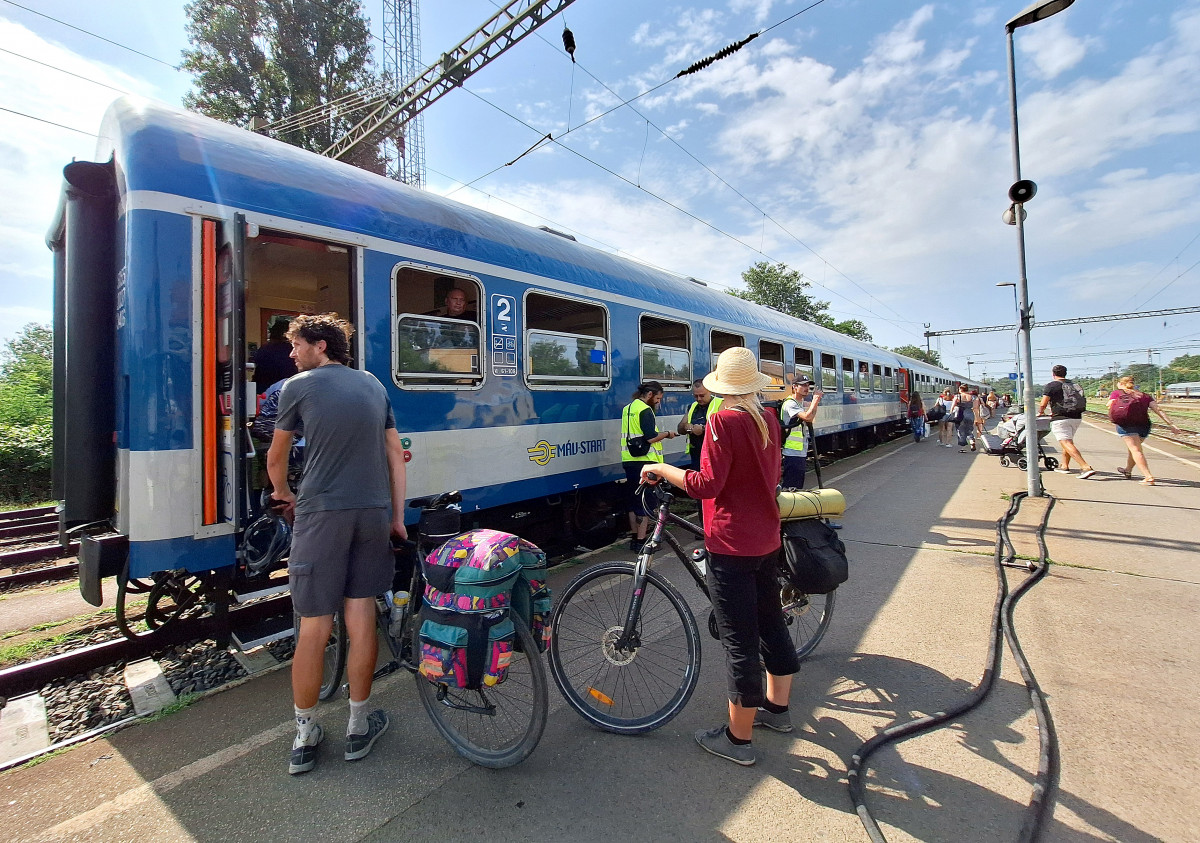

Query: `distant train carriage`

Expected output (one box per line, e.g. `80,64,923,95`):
1165,382,1200,400
48,97,980,629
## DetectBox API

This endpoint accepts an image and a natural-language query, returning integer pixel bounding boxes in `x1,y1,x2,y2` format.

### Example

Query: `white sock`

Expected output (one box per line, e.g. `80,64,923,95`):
348,696,371,736
294,704,318,747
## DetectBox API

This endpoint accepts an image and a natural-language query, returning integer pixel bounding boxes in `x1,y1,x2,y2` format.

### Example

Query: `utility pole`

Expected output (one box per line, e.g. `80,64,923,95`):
326,0,578,161
382,0,426,187
923,324,931,357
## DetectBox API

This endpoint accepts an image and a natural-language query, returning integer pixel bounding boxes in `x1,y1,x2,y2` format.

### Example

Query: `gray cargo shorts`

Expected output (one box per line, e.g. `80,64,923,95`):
288,507,394,617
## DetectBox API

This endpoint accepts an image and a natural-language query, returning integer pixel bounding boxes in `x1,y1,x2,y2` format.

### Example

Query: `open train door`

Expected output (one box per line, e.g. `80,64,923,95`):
199,213,250,534
897,368,911,405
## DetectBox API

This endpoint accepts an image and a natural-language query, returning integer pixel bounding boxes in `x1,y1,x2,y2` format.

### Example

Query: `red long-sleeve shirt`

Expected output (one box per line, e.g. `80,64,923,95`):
683,407,782,556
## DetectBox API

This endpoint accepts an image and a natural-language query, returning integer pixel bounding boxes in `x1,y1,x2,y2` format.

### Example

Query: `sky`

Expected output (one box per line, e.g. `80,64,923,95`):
1,0,1198,384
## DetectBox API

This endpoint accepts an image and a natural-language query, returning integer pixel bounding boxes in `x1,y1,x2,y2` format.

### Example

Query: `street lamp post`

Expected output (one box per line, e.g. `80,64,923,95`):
1005,0,1075,498
996,281,1023,402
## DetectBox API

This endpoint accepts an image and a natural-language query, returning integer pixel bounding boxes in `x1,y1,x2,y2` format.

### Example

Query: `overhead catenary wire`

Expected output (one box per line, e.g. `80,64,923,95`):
471,0,917,332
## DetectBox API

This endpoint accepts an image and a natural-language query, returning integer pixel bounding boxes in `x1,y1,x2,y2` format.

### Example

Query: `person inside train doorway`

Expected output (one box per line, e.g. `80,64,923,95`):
267,313,409,775
253,314,298,393
779,377,822,489
621,381,677,553
678,379,723,471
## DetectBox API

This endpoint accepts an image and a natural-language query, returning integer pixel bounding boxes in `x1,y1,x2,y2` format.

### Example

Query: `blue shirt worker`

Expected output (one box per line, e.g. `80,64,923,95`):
267,313,408,775
779,377,822,489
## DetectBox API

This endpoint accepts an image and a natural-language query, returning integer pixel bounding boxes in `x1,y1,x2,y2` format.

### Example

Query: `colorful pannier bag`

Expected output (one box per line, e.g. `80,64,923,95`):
418,529,548,689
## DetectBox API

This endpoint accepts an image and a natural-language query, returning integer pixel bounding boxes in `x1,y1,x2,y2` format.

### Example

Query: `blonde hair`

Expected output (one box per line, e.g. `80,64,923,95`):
719,392,771,448
1117,376,1137,390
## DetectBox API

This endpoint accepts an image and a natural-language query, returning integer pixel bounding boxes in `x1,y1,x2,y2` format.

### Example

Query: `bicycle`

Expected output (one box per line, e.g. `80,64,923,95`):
548,480,837,735
303,490,549,768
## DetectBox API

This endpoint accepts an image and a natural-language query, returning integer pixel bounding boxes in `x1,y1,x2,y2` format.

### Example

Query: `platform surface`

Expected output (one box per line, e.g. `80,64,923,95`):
1,418,1196,843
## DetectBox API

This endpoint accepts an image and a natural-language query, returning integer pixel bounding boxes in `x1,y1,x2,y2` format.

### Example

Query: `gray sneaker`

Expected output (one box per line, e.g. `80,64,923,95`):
695,725,756,766
345,710,389,761
289,723,323,775
753,707,794,733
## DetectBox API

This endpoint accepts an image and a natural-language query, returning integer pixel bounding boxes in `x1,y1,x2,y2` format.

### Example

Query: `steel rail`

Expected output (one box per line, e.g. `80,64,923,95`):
0,593,293,699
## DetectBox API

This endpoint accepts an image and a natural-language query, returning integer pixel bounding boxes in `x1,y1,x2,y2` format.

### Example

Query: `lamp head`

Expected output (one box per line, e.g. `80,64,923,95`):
1007,0,1076,32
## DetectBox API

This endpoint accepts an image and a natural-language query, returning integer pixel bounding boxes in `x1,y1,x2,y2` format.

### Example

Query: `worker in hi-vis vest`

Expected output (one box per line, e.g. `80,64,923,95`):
779,376,822,490
621,380,676,552
678,378,724,471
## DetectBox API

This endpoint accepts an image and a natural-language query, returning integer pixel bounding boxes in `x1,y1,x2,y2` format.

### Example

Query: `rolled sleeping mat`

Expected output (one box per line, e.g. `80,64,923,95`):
777,488,846,520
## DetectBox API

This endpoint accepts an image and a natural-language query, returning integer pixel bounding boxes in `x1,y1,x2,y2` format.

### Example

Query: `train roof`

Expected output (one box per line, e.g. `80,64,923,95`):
59,97,956,373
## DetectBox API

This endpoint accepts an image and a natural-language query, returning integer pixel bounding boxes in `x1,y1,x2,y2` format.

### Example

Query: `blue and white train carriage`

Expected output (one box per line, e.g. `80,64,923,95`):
48,97,977,607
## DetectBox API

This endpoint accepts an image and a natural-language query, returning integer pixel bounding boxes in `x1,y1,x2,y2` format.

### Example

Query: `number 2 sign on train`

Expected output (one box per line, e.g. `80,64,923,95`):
49,97,980,606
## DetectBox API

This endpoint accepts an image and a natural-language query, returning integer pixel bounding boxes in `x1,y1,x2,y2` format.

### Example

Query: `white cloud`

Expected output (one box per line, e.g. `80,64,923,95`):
0,18,167,342
1016,16,1097,81
1020,6,1200,178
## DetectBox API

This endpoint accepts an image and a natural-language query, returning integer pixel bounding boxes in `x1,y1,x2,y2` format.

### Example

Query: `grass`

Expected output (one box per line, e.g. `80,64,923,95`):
0,499,53,513
0,631,85,666
143,693,200,722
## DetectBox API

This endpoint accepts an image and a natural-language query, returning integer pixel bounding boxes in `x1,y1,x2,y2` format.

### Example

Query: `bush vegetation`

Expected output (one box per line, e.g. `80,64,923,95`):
0,324,53,504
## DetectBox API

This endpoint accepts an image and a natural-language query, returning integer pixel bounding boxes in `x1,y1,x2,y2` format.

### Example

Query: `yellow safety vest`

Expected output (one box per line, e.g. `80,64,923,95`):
621,398,663,463
780,398,807,454
684,397,723,454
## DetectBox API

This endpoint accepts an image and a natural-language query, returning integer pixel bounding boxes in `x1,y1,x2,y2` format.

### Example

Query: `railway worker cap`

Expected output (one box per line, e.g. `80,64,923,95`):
703,347,773,396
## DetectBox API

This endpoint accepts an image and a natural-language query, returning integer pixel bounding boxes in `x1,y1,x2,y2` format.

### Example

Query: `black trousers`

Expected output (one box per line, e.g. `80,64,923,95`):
707,549,802,708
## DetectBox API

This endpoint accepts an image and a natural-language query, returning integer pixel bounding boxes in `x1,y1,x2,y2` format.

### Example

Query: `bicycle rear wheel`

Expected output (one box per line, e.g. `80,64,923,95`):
780,581,835,660
293,609,347,701
415,617,548,768
549,561,701,735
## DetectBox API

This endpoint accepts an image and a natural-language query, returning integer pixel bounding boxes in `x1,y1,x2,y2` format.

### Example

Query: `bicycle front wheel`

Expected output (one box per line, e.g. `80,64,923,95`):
293,609,347,701
416,617,549,768
780,582,835,660
549,561,701,735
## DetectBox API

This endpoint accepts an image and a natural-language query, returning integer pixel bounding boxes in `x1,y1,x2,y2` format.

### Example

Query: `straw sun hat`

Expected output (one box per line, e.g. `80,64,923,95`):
702,347,772,396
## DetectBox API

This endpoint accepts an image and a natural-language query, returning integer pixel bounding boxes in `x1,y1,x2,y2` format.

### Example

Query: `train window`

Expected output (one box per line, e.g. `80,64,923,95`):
640,315,690,389
820,353,838,391
759,340,786,396
710,330,744,370
884,366,895,393
794,348,814,385
858,361,870,394
842,357,855,392
524,292,609,388
391,265,482,387
872,364,883,393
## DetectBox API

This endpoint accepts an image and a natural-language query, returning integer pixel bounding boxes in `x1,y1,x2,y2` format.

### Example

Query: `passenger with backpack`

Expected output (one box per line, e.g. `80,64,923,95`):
1038,364,1096,478
1107,376,1181,486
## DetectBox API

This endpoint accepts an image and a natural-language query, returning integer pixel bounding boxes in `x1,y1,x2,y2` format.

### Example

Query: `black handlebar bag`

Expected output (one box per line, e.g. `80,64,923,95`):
781,519,849,594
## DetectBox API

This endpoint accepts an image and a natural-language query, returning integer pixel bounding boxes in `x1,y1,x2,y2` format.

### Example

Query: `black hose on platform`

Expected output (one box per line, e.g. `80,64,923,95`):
846,491,1059,842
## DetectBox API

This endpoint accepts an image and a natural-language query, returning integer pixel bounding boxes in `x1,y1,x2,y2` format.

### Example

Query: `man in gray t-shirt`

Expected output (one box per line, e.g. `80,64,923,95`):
267,313,407,775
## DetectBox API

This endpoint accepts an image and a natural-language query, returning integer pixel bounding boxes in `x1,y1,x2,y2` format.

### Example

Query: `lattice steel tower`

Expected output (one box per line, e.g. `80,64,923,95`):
382,0,426,187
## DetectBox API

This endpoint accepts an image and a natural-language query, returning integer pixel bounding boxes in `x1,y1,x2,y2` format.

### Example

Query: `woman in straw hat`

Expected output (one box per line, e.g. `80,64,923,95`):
640,347,799,766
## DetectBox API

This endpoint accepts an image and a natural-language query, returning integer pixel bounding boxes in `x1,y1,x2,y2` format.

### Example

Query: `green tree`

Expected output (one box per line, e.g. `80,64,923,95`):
890,344,942,367
1165,354,1200,385
181,0,385,173
728,261,872,342
0,324,52,426
0,323,53,502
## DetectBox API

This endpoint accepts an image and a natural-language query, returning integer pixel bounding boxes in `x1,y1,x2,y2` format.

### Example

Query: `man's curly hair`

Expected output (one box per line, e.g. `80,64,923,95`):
287,313,354,365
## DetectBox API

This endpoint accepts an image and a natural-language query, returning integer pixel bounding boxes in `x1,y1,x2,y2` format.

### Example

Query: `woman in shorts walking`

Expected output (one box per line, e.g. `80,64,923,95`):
639,347,797,767
1107,376,1181,486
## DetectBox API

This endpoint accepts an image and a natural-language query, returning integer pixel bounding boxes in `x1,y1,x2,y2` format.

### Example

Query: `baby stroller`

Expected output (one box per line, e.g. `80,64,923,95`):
986,410,1058,471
